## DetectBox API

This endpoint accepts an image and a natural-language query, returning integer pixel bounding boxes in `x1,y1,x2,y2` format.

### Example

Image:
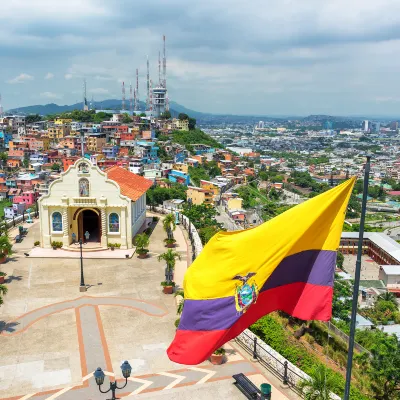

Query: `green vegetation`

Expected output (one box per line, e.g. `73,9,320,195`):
51,163,61,171
0,200,12,219
25,114,42,124
332,274,352,322
188,161,221,186
307,156,329,165
178,113,196,130
146,183,187,207
359,294,400,325
168,129,223,151
134,233,150,256
250,314,368,399
46,109,113,123
181,204,222,244
289,171,330,196
298,365,337,400
353,179,386,201
157,249,181,283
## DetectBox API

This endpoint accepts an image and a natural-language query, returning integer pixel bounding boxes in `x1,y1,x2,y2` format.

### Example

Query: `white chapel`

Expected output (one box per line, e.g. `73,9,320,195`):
38,158,152,249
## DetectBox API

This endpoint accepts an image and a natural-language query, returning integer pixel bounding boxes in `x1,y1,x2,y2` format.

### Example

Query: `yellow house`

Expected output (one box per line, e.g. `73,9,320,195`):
173,162,189,173
48,124,71,140
200,180,221,196
227,197,243,210
187,186,214,206
172,118,189,131
54,118,73,125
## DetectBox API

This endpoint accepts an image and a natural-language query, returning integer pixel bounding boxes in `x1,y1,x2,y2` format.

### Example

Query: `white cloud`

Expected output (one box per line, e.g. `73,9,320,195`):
7,73,34,84
40,91,61,99
90,88,109,94
64,73,73,80
44,72,54,80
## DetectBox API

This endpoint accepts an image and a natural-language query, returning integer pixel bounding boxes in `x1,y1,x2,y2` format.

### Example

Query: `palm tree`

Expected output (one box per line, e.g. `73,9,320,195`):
158,249,181,283
0,236,12,257
163,213,176,239
378,291,397,303
298,365,337,400
0,283,8,306
134,233,150,254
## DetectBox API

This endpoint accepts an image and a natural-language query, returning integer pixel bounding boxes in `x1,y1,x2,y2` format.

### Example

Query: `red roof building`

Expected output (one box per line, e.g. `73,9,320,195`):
106,166,153,201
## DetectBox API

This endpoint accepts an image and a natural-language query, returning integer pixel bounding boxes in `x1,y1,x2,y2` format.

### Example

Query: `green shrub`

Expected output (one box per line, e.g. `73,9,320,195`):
34,241,40,246
174,318,180,328
51,241,63,248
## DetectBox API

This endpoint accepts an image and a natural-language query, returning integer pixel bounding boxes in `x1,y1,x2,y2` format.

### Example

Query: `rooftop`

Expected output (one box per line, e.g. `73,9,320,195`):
106,166,153,201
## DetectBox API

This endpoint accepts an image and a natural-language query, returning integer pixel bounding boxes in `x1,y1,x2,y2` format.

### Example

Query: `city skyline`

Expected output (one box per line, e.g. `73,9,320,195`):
2,0,400,116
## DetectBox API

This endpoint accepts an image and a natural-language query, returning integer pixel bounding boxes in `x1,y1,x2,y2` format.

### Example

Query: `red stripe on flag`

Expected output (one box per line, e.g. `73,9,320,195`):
167,282,333,365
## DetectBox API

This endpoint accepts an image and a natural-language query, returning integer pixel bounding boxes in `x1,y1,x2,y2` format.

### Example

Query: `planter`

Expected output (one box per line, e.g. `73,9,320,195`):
110,247,115,251
0,275,5,283
166,243,175,248
138,253,148,259
210,354,224,365
52,246,57,250
163,285,174,294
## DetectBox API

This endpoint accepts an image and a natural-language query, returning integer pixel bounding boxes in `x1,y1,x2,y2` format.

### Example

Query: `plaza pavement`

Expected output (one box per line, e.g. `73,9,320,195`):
0,216,298,400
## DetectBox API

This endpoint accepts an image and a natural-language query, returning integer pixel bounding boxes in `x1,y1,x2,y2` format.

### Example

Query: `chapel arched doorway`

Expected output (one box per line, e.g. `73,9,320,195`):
77,209,101,243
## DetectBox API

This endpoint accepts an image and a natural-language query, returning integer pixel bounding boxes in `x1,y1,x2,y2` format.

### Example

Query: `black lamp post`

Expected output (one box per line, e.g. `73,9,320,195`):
79,239,86,292
94,361,132,400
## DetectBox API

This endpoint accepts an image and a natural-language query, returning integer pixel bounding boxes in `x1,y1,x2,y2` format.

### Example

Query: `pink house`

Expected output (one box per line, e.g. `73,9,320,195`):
13,191,39,207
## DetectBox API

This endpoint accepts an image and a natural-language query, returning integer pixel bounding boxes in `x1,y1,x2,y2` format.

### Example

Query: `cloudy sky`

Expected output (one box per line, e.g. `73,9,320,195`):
2,0,400,116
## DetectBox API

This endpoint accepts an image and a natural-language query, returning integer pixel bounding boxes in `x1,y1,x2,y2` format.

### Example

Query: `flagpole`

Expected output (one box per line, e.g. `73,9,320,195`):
343,155,371,400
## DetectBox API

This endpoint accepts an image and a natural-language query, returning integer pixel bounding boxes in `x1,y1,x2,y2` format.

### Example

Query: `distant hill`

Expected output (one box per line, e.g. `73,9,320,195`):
6,99,205,118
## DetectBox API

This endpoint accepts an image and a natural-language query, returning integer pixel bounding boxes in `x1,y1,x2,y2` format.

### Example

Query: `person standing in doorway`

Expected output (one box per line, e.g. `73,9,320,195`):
71,232,76,244
84,231,90,242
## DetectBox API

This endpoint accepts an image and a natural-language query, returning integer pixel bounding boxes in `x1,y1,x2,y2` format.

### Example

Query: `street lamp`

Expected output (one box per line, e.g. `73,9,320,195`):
79,239,86,292
94,361,132,400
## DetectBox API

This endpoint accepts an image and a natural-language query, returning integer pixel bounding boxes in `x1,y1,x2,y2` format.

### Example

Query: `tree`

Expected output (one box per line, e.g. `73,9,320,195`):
0,282,8,306
0,236,12,258
178,113,189,120
163,213,176,239
134,233,150,252
188,117,196,130
367,333,400,399
157,249,181,282
0,152,8,166
161,111,171,119
25,114,42,124
140,113,146,117
51,163,61,171
298,365,338,400
121,113,132,124
377,291,397,304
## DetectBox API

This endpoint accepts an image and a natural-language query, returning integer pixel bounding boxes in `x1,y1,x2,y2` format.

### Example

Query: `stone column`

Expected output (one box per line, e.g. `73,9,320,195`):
121,207,127,249
61,196,70,247
99,196,107,248
62,207,69,247
100,207,107,248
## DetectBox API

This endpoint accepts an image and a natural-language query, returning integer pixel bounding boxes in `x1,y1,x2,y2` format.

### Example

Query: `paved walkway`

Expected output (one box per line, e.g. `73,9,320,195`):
28,247,136,259
0,215,296,400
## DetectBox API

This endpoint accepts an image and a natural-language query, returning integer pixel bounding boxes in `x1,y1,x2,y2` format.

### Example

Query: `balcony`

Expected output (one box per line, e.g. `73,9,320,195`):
72,197,97,206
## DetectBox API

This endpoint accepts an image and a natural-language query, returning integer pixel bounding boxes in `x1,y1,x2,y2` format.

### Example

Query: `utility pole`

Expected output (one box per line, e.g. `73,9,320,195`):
343,156,371,400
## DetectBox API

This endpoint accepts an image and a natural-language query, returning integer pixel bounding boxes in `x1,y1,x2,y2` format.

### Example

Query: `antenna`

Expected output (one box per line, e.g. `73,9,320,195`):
0,94,3,118
122,81,126,111
129,82,133,112
158,51,161,86
136,68,139,111
149,79,153,114
146,56,150,111
163,35,167,88
83,79,88,111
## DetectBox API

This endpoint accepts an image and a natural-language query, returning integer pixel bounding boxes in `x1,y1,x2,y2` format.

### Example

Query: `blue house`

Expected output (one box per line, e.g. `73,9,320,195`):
192,144,215,155
0,131,13,149
102,145,119,159
168,170,190,186
136,141,160,164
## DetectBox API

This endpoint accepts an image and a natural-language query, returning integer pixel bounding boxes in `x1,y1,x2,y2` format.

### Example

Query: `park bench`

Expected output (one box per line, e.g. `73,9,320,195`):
15,235,22,243
232,373,261,399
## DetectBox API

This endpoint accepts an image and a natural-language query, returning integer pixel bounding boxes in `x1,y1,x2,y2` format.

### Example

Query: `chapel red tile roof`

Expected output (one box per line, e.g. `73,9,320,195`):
106,166,153,201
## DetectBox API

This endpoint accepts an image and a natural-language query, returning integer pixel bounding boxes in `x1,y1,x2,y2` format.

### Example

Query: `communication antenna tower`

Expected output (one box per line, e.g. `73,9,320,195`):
129,82,133,112
163,35,167,88
146,56,150,111
122,81,126,111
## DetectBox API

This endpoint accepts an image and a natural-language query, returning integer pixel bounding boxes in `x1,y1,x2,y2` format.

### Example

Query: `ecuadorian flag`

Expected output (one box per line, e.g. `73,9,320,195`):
167,177,355,365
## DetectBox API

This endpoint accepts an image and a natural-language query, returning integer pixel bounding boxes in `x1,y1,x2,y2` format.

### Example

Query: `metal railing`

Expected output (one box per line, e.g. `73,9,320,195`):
235,330,305,391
